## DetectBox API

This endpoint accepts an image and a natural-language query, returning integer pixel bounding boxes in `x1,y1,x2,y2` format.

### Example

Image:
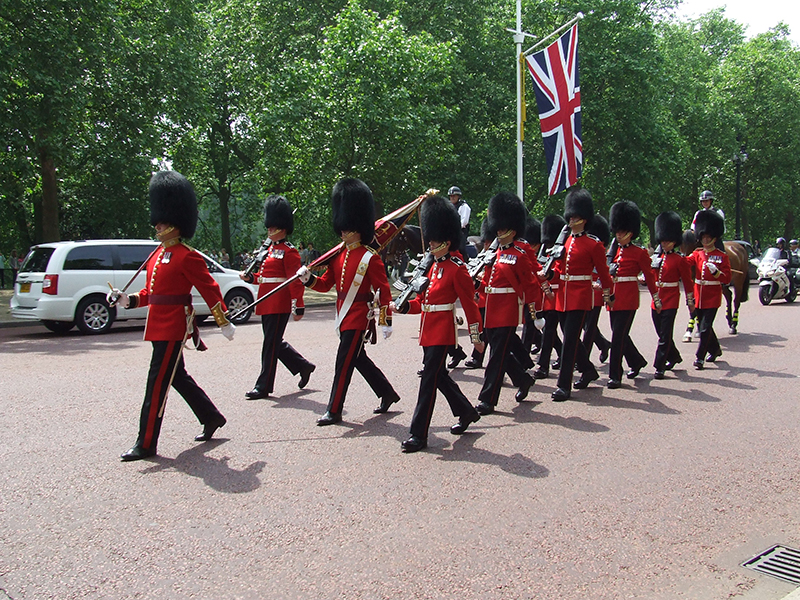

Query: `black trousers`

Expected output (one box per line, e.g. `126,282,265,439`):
608,310,648,381
651,308,681,371
328,329,396,415
254,313,313,393
410,345,478,439
479,326,530,407
537,310,563,371
695,307,721,361
136,340,224,451
557,310,596,391
582,306,610,359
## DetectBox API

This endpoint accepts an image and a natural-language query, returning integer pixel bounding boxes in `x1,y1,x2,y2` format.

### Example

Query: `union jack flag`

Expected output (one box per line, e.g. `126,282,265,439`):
525,24,581,196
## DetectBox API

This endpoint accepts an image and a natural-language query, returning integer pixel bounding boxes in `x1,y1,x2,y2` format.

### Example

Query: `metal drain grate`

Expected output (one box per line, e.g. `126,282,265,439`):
743,545,800,585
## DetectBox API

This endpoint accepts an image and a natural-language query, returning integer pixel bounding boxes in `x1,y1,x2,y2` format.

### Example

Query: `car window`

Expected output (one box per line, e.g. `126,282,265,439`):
63,245,114,270
19,247,55,273
117,244,158,270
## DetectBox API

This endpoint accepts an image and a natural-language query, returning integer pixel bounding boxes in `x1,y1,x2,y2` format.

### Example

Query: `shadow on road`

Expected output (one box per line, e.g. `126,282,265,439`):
139,439,266,493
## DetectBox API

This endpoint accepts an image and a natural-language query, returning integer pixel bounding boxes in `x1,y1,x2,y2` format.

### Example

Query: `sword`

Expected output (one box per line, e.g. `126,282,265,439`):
108,244,160,307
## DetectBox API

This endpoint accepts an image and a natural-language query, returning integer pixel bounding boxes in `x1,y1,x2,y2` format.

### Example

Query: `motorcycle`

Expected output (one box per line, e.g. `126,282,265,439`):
757,247,798,305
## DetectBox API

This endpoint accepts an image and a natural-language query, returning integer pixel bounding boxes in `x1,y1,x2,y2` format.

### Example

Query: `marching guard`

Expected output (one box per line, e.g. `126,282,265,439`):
685,210,731,369
533,215,566,379
544,189,613,401
110,171,234,461
650,211,694,379
581,214,611,363
297,178,400,425
606,201,661,389
240,195,316,399
476,192,539,415
392,195,484,453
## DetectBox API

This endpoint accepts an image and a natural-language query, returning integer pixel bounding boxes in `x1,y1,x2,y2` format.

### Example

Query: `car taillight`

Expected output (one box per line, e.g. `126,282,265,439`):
42,274,58,295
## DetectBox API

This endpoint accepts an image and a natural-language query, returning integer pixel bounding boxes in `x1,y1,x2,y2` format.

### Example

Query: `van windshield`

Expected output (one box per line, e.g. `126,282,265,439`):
20,247,55,273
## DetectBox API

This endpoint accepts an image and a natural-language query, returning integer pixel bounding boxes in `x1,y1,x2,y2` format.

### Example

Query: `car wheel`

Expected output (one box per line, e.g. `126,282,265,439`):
42,320,75,334
225,289,253,324
75,295,116,334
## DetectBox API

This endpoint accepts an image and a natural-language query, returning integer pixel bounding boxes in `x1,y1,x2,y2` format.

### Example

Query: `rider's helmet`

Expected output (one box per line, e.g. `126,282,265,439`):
699,190,714,203
791,239,798,247
776,237,786,249
447,186,462,197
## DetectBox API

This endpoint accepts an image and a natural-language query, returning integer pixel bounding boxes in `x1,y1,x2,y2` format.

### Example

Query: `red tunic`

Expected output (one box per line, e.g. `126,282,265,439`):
133,241,227,341
308,242,392,331
685,248,732,308
253,240,305,316
608,243,658,311
553,233,613,312
478,242,537,328
651,250,693,310
407,254,482,347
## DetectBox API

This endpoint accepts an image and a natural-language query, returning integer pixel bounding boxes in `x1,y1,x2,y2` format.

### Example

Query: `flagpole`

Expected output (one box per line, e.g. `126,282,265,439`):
524,12,584,57
515,0,524,201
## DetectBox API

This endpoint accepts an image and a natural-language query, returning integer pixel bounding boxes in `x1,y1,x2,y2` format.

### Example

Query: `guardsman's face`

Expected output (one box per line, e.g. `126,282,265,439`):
569,217,585,232
429,240,450,258
341,230,361,243
268,227,286,241
661,241,675,252
615,230,633,245
701,234,715,248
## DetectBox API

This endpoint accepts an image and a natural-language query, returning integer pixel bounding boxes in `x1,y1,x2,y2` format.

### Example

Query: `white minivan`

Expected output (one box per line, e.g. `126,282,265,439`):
11,239,257,334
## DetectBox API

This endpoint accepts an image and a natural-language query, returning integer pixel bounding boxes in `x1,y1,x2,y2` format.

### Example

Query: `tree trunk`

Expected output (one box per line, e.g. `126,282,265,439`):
219,184,232,256
38,141,60,242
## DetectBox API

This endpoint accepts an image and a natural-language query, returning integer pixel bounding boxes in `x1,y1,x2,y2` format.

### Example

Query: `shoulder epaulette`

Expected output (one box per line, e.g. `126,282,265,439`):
586,234,601,243
283,240,296,249
450,255,465,266
365,245,379,256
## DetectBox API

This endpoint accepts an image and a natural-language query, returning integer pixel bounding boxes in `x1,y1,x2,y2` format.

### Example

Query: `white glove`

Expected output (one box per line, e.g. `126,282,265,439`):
382,325,393,340
296,266,311,283
106,289,129,308
707,262,718,275
534,317,545,331
221,322,236,341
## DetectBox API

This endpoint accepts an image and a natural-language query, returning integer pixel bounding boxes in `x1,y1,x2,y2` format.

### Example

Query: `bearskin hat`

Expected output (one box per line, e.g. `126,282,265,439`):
331,178,375,243
420,195,461,251
694,209,724,241
524,216,541,246
479,218,493,244
487,191,527,236
654,211,683,246
586,213,610,247
563,188,594,223
541,214,567,248
149,170,198,239
609,200,642,239
264,195,294,235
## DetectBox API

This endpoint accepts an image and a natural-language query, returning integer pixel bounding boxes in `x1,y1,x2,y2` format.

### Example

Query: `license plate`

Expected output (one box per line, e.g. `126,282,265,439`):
19,282,31,293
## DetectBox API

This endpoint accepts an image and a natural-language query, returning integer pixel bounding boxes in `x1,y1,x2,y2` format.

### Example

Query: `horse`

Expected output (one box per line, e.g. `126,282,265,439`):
680,231,750,336
380,224,424,282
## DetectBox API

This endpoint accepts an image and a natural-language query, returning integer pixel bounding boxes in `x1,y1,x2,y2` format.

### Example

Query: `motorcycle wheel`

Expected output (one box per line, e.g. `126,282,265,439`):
759,285,773,305
787,287,797,303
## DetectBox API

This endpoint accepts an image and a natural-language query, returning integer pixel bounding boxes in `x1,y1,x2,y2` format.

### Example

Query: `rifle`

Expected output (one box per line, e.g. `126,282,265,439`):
467,238,499,282
540,224,571,279
242,239,272,280
393,251,435,313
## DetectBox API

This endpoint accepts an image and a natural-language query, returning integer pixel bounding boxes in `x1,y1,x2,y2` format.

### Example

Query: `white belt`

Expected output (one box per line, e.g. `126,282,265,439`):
657,281,679,288
485,286,516,294
615,276,639,282
422,303,455,313
258,277,287,284
695,279,721,286
549,284,559,290
561,274,592,281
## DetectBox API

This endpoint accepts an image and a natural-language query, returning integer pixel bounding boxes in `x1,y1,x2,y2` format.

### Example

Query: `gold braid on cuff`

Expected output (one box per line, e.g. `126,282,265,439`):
210,302,231,327
378,306,390,327
469,322,481,344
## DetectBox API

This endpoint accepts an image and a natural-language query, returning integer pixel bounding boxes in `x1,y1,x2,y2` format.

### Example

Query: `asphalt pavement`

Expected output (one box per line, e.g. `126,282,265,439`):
1,290,799,600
